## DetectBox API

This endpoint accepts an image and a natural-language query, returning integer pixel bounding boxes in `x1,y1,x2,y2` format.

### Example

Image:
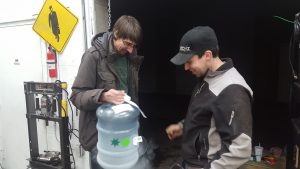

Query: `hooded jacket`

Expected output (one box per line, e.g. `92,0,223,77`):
182,58,253,169
70,32,143,151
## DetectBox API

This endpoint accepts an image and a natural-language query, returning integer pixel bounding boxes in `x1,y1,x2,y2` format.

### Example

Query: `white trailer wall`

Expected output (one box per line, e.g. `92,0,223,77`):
0,0,108,168
0,22,44,169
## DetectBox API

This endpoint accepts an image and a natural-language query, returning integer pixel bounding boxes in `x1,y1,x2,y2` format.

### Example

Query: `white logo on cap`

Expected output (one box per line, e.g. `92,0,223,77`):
180,46,191,52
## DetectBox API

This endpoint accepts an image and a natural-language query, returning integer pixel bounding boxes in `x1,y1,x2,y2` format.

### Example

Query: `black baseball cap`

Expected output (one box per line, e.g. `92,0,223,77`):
170,26,218,65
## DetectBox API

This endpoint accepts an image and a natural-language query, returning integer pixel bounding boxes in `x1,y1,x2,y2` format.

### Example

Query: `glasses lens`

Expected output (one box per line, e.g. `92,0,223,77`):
123,40,136,48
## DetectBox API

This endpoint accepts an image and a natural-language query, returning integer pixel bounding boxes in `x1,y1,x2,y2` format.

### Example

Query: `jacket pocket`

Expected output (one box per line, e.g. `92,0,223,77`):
98,72,116,89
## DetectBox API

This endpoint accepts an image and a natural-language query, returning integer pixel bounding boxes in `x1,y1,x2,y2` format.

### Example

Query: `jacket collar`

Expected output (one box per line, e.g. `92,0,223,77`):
206,58,234,78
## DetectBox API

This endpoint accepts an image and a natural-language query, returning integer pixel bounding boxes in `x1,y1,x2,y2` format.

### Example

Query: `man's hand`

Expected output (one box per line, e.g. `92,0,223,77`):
165,123,183,140
99,89,125,105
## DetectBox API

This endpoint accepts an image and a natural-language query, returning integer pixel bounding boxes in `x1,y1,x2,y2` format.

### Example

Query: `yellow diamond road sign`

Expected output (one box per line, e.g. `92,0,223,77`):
33,0,78,53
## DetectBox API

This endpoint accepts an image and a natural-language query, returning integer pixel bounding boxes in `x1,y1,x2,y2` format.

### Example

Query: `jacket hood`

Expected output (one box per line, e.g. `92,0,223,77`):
91,32,111,52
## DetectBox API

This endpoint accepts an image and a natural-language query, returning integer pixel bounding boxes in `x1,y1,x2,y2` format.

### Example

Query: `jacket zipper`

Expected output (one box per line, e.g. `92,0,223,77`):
193,82,206,161
194,82,205,97
229,110,235,126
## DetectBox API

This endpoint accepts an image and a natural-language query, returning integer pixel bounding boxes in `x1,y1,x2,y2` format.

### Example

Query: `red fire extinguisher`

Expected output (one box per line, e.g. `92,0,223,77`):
47,45,57,79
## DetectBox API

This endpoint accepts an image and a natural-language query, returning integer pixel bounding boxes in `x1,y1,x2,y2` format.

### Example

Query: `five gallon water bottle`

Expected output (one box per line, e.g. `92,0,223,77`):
96,100,142,169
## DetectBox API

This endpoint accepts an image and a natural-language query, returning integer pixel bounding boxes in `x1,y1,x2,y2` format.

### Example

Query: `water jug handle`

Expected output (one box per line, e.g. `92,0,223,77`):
124,95,147,118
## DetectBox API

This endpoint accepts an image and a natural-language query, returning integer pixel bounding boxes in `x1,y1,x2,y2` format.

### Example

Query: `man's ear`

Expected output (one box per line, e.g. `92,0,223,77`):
113,31,118,39
204,50,213,60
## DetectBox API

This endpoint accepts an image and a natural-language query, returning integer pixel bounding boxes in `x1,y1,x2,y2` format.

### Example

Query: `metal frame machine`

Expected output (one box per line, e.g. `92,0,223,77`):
24,81,71,169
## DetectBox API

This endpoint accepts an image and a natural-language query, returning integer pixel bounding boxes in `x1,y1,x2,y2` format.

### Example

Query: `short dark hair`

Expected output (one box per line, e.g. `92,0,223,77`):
211,47,219,58
197,47,219,58
112,15,142,45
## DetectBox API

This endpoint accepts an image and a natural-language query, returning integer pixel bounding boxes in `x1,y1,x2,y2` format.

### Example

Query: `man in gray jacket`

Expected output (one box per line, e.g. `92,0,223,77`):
166,26,253,169
71,15,143,169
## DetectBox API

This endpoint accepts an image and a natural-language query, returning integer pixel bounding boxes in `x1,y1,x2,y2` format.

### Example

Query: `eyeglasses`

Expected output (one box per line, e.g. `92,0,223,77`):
122,39,137,49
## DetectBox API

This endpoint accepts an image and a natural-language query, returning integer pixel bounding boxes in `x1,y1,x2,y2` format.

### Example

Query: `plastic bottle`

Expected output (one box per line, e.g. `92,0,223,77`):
96,103,140,169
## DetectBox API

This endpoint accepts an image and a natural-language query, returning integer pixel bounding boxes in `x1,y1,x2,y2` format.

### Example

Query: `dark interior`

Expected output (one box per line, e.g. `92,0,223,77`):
110,0,300,167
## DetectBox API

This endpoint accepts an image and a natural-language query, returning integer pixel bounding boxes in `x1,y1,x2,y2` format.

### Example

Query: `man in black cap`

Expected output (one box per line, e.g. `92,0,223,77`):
166,26,253,169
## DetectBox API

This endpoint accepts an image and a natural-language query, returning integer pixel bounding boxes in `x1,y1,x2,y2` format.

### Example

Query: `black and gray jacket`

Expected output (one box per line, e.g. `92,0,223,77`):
70,32,143,151
182,58,253,169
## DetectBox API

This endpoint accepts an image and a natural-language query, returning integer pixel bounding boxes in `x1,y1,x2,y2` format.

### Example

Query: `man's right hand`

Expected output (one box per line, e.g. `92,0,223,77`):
99,89,125,105
165,123,183,140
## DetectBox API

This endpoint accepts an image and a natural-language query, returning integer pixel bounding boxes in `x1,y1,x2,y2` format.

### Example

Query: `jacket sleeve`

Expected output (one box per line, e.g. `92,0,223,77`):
208,84,252,169
70,50,104,112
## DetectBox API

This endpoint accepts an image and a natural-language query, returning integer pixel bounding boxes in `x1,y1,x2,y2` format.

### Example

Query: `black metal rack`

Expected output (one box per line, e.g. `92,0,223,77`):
24,81,71,169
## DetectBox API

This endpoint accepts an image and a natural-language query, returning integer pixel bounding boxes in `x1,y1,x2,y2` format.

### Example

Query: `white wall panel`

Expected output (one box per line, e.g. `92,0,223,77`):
0,23,44,169
0,0,43,23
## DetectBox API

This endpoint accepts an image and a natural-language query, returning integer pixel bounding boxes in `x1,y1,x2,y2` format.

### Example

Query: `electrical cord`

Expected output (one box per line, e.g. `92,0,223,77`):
69,123,79,139
59,104,79,140
60,104,77,169
288,34,298,80
54,80,78,169
54,80,77,136
69,138,76,169
273,15,294,24
65,90,75,133
275,14,299,81
56,80,76,138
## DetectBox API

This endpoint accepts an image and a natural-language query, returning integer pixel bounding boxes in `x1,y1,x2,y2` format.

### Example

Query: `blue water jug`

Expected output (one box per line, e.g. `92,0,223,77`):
96,102,141,169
